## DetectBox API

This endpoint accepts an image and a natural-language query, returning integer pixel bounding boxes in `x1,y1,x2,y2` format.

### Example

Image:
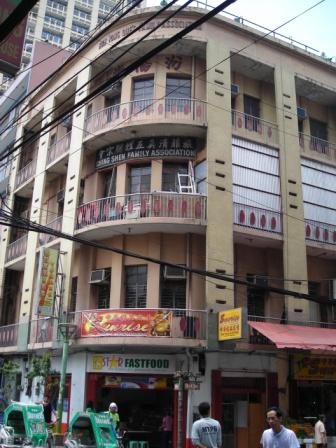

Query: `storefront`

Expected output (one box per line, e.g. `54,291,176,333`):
86,353,177,448
290,354,336,436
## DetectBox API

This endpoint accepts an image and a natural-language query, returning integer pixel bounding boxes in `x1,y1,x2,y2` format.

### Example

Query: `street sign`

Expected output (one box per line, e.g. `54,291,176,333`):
184,382,200,390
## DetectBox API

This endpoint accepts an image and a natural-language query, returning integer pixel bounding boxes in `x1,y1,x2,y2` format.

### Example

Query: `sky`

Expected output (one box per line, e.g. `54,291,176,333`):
148,0,335,60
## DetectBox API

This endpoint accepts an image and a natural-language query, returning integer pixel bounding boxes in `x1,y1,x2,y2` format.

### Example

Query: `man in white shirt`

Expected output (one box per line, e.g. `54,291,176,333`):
260,407,300,448
315,414,327,448
191,402,222,448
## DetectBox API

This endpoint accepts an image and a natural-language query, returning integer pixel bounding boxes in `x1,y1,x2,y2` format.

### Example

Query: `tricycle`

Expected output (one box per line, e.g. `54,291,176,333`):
64,410,118,448
1,402,48,447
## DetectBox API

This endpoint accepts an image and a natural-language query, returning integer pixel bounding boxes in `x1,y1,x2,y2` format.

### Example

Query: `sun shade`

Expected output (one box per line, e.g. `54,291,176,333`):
248,321,336,351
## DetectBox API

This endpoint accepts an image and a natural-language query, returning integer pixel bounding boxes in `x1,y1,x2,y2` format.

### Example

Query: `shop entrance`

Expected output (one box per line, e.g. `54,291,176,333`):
87,374,174,448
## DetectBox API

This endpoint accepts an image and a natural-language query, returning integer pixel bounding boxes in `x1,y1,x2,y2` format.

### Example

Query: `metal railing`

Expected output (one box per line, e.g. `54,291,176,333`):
299,133,336,162
76,192,207,230
29,317,56,344
232,110,279,147
68,308,207,340
46,1,67,16
6,234,28,263
0,323,19,347
47,132,71,165
39,216,63,246
15,158,37,189
234,203,282,234
85,98,207,136
305,219,336,246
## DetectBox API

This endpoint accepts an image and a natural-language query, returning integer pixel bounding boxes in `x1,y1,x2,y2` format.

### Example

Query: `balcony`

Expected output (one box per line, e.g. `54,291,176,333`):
234,203,282,234
46,1,67,18
43,18,65,33
84,98,207,143
232,110,279,148
68,308,207,348
299,133,336,163
15,158,37,190
28,317,56,345
73,12,91,26
47,131,71,165
75,0,93,11
0,323,19,348
38,216,63,246
305,219,336,246
5,234,28,263
75,192,207,237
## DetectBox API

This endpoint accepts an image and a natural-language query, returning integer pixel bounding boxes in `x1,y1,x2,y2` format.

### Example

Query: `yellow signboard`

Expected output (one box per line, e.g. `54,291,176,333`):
218,308,242,341
294,355,336,380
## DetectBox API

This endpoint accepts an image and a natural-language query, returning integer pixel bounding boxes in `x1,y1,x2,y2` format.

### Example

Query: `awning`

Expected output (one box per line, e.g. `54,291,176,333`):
248,321,336,351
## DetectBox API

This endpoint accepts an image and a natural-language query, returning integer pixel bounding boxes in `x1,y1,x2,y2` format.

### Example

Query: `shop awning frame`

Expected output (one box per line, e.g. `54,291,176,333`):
248,321,336,351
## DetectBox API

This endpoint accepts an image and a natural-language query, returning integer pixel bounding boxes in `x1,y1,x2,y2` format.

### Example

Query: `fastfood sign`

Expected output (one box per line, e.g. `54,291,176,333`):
96,136,196,169
88,354,175,373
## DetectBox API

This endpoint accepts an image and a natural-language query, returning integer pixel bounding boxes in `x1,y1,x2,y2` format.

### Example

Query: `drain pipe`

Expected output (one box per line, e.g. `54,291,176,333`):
185,348,193,448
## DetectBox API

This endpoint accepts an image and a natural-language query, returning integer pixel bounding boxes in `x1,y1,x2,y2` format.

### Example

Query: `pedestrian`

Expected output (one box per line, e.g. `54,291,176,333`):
108,402,120,432
315,414,327,448
191,402,222,448
161,410,173,448
260,406,300,448
41,396,58,425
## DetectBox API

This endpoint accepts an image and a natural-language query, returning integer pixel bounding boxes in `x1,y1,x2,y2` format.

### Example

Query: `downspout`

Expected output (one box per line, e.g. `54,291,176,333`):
185,348,193,448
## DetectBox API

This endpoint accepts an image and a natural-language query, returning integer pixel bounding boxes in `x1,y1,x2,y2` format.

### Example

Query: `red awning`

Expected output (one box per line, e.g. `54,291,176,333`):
248,321,336,351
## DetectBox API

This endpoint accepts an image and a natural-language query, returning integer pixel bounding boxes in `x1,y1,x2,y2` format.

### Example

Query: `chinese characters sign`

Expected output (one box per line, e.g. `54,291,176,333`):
96,136,196,169
35,248,58,317
218,308,242,341
294,355,336,380
88,353,175,374
81,309,172,337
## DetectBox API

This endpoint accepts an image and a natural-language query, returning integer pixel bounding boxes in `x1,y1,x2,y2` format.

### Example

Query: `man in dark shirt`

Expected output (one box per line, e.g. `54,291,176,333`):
42,396,57,424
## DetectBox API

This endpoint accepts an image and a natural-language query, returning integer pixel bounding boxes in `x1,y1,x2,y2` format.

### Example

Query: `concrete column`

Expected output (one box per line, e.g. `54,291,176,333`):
146,233,161,308
110,236,124,307
19,95,55,321
205,41,234,313
151,160,162,191
59,66,91,311
274,66,309,321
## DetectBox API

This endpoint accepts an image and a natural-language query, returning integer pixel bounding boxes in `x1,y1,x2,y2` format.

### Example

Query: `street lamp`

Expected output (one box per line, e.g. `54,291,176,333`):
55,322,77,435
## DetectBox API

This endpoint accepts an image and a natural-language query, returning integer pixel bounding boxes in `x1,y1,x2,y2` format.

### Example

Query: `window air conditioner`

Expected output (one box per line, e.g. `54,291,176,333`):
250,275,268,288
163,265,186,280
231,83,240,97
57,189,65,203
89,269,109,284
297,107,307,121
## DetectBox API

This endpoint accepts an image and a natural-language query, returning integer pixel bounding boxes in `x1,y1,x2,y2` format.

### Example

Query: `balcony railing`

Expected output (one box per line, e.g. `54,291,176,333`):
6,234,28,263
234,203,282,234
46,0,67,17
0,323,19,347
39,216,63,246
299,132,336,162
75,0,93,10
47,132,71,165
84,98,207,137
68,308,207,340
232,110,279,147
305,219,336,246
15,158,37,189
29,317,56,344
76,192,207,230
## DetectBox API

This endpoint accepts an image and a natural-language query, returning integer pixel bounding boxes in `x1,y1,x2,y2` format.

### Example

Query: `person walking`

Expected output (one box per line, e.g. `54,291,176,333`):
161,410,173,448
40,396,58,425
315,414,327,448
260,407,300,448
191,402,222,448
108,402,120,432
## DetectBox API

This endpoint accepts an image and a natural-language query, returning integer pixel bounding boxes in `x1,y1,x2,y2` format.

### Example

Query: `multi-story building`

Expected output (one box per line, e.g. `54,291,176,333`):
1,5,336,448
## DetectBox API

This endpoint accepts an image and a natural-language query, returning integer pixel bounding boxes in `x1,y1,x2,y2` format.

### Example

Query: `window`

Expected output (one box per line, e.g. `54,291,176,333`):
103,168,116,197
162,162,188,192
105,94,120,121
309,118,328,153
125,265,147,308
166,76,191,112
72,24,89,35
160,278,186,309
42,31,62,45
244,95,260,132
69,277,78,312
97,284,110,309
132,78,154,111
246,274,265,317
128,165,151,201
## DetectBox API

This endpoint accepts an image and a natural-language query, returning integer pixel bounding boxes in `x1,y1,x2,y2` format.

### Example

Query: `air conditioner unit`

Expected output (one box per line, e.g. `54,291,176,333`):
231,83,240,97
103,81,122,95
125,203,141,220
297,107,307,121
89,269,109,284
57,189,65,203
249,275,268,288
329,279,336,300
163,265,186,280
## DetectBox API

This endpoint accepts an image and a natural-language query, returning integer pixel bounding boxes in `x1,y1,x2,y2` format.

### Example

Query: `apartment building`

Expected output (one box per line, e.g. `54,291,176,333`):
1,5,336,448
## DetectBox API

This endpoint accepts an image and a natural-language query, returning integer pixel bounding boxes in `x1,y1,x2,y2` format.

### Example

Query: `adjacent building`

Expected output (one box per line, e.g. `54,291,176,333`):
1,5,336,448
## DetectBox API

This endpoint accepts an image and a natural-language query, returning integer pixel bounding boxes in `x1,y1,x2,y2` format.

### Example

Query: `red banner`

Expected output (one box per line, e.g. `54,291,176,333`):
81,310,172,337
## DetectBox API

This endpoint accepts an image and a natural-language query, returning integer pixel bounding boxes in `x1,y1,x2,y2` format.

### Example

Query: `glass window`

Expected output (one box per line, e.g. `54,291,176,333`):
132,78,154,111
69,277,78,312
160,279,186,309
244,95,260,132
246,274,266,317
125,265,147,308
162,162,188,192
310,118,328,141
103,168,116,197
97,284,110,309
166,76,191,112
128,165,151,200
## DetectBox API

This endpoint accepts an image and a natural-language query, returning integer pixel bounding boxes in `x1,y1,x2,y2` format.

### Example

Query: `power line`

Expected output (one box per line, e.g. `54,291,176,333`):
0,205,333,306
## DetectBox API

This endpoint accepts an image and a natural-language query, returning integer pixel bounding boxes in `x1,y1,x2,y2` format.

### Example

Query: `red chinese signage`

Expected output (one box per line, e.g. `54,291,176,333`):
81,310,172,337
0,1,27,75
